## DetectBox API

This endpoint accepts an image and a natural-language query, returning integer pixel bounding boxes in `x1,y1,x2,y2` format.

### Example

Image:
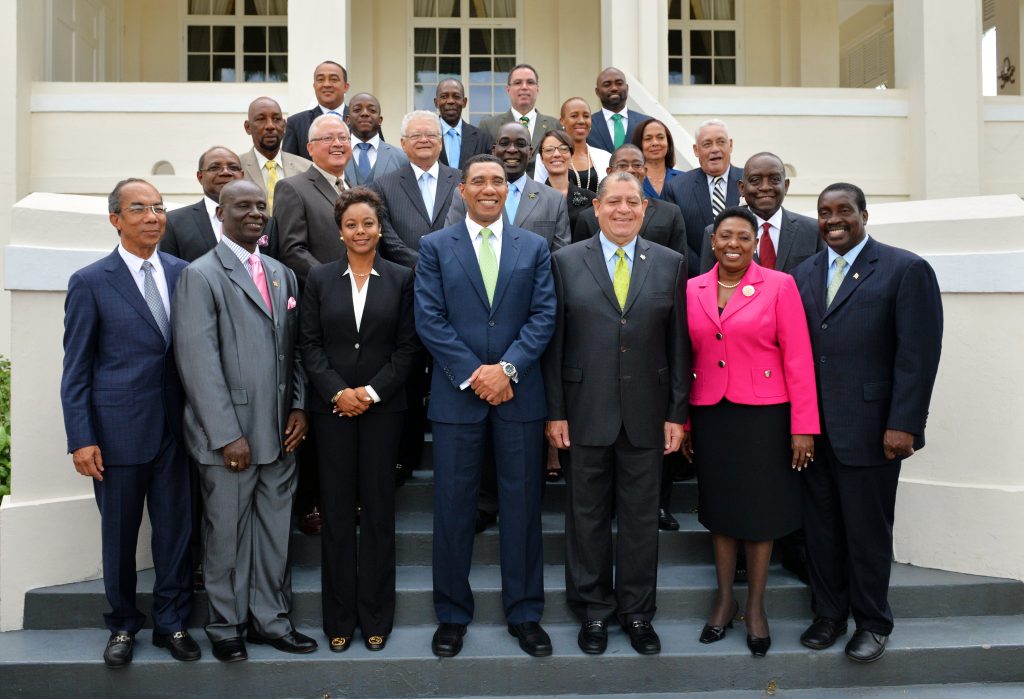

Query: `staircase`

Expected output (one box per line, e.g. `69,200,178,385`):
2,473,1024,698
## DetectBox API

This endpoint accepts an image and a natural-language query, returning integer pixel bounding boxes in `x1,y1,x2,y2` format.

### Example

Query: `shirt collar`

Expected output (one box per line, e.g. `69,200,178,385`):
318,103,345,115
351,133,381,150
410,160,440,180
753,207,784,232
510,107,538,123
117,244,162,273
598,231,637,262
222,235,259,265
827,233,870,268
466,215,504,241
203,195,220,221
440,118,462,136
313,162,345,188
508,174,528,192
706,171,729,186
601,107,626,121
252,148,279,171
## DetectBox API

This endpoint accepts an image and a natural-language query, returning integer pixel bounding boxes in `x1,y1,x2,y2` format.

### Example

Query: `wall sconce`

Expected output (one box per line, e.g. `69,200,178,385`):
999,56,1016,90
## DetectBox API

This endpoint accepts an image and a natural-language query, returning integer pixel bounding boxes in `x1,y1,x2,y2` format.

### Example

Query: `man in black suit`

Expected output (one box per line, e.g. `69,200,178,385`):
662,119,742,277
281,60,350,160
544,172,689,656
699,152,823,274
344,93,409,186
435,78,494,170
160,146,244,262
478,64,559,177
588,67,650,153
791,182,943,664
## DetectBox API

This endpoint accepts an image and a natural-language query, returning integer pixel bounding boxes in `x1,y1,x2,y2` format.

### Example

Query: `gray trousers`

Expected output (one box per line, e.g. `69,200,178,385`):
200,453,297,642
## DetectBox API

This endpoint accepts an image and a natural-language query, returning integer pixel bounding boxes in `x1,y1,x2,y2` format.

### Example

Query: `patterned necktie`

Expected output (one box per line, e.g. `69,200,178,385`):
758,221,777,270
248,254,273,316
444,127,461,168
613,248,630,310
141,261,170,342
519,115,530,130
711,176,726,217
264,160,279,215
611,113,626,149
356,142,372,179
419,171,435,219
505,181,521,223
478,228,498,305
826,257,848,308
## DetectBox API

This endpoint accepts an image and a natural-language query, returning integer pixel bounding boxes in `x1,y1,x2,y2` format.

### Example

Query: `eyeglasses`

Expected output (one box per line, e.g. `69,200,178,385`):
202,164,243,174
541,145,571,155
121,204,166,216
509,79,538,87
403,132,441,141
310,134,351,144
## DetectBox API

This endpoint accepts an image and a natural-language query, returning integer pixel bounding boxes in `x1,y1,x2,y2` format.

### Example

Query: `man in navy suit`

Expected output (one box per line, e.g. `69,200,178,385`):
588,67,650,153
435,78,494,170
792,182,943,664
282,60,349,160
415,154,557,659
61,178,198,668
662,119,742,277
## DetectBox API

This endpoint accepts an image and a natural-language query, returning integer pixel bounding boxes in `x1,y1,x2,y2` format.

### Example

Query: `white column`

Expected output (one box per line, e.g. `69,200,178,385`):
286,0,350,116
798,0,839,87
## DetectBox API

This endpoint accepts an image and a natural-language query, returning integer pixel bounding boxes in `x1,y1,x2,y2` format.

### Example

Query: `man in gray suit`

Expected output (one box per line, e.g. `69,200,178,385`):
543,172,689,656
478,64,559,177
160,146,243,262
344,92,409,186
239,96,311,215
173,180,314,663
699,151,824,274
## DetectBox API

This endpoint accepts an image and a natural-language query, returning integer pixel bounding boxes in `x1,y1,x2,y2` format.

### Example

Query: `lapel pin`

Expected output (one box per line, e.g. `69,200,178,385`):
639,254,646,261
853,272,860,280
764,369,772,378
272,280,280,287
527,192,537,199
742,285,755,297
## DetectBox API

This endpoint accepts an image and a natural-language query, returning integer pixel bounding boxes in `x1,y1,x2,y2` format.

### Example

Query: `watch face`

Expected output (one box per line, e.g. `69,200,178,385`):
503,363,515,376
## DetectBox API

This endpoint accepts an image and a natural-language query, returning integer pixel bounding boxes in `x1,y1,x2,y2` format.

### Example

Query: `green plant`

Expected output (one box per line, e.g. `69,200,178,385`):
0,356,10,501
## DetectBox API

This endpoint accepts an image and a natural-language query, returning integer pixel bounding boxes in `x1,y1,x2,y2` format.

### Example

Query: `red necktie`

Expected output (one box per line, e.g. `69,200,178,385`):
759,222,777,270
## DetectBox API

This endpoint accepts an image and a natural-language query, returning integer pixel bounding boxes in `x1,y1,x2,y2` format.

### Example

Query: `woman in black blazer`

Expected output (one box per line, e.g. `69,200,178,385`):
299,187,420,653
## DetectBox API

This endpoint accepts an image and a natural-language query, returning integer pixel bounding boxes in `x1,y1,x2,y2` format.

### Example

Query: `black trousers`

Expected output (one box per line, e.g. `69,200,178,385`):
802,435,901,635
397,351,431,470
565,427,661,626
314,410,403,637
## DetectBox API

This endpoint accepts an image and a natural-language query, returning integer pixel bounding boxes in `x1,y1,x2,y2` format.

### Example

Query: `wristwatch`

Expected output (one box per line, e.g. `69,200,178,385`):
499,360,519,383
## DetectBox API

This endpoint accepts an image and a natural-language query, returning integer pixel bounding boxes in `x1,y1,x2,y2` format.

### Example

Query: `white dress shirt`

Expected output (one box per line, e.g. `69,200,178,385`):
754,207,784,254
118,244,170,318
350,133,381,170
510,107,538,140
342,266,382,403
601,107,629,138
203,195,223,242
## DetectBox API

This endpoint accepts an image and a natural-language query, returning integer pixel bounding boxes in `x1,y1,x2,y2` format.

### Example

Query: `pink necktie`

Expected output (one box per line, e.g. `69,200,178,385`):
248,254,273,316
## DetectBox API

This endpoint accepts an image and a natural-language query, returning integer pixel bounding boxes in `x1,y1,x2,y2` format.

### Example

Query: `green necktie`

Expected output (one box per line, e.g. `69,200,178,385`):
826,256,848,308
519,115,530,129
611,113,625,148
613,248,630,310
478,227,498,305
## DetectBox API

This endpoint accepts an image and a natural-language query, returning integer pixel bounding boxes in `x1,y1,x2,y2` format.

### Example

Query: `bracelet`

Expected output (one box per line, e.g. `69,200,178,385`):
331,388,345,405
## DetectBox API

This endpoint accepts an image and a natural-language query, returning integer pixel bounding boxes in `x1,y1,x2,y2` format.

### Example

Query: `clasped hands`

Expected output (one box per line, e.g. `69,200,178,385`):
468,364,513,406
334,386,375,418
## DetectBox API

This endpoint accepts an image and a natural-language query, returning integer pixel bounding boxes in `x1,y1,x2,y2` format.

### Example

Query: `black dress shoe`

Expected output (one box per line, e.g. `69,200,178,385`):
364,633,388,651
625,619,661,655
246,629,318,654
800,616,849,650
577,620,608,654
474,509,497,534
153,630,201,661
299,506,322,535
212,637,247,663
700,601,738,644
507,621,552,657
845,629,888,663
103,631,134,668
657,508,680,531
431,623,467,657
747,634,772,657
328,636,352,653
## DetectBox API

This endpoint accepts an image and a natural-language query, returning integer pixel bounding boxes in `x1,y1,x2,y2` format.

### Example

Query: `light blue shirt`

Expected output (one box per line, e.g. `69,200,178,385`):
598,232,636,280
441,118,462,166
826,233,870,289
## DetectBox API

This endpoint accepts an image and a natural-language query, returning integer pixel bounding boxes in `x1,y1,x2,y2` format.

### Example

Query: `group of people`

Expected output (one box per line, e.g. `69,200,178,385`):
59,59,943,670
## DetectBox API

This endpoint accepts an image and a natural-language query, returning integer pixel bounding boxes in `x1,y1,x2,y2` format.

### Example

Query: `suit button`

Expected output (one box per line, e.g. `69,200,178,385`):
718,360,726,368
279,355,285,361
488,321,495,326
620,318,626,325
620,346,628,353
715,332,723,340
354,343,360,349
278,384,285,391
821,323,828,330
819,356,827,364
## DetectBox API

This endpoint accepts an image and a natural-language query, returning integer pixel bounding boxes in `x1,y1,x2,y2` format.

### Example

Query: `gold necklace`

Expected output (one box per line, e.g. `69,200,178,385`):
717,279,741,288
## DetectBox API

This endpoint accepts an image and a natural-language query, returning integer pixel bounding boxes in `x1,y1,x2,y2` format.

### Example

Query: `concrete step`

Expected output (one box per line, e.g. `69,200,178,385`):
2,617,1023,698
439,687,1024,699
24,562,1024,631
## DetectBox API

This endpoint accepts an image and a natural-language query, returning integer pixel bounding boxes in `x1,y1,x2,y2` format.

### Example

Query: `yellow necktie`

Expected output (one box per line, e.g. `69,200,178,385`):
265,160,279,214
613,248,630,310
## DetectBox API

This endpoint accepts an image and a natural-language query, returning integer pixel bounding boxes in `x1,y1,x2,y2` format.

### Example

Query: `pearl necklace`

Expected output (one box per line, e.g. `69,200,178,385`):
717,279,741,289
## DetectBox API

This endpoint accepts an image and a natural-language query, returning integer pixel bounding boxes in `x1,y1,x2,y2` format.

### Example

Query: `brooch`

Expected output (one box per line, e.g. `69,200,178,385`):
742,285,755,297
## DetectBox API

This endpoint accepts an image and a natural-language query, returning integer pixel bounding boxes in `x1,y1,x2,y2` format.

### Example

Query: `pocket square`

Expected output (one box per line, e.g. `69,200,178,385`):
287,296,297,310
257,234,269,248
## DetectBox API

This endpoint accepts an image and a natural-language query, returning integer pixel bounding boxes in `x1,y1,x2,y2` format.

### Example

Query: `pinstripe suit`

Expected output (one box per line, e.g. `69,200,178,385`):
373,162,462,268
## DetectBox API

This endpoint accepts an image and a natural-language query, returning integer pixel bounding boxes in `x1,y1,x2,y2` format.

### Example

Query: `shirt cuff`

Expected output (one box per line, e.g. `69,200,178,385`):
459,378,472,390
365,385,381,403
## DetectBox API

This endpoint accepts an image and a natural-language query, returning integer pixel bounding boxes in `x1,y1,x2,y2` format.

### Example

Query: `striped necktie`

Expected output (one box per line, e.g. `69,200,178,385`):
711,176,726,217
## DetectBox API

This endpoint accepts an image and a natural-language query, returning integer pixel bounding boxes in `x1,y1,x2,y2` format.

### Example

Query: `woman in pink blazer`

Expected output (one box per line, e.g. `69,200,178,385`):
682,207,819,657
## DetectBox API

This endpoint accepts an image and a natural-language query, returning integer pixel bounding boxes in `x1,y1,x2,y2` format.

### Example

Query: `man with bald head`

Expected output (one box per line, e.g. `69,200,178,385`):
282,60,350,160
588,67,650,153
344,92,409,186
160,146,244,262
435,78,494,170
239,96,311,215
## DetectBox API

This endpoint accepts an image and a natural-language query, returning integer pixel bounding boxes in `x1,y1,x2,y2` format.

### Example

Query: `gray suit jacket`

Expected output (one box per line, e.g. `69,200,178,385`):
172,242,306,466
444,176,570,252
239,147,311,196
273,167,343,285
344,141,409,186
478,110,560,177
372,162,462,268
698,206,824,274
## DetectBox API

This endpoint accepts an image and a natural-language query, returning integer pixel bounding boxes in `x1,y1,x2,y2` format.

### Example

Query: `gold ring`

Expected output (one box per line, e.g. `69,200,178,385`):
805,453,812,457
302,435,307,440
230,461,238,466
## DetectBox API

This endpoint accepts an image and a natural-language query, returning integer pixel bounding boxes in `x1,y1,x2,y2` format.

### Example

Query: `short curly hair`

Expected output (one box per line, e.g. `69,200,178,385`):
333,186,386,228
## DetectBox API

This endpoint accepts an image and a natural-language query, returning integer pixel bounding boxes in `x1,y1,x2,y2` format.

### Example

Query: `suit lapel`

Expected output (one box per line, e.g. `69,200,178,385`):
192,201,218,250
310,169,339,206
621,237,653,315
265,257,286,320
697,267,723,329
582,237,622,313
774,209,796,271
216,244,273,319
823,238,878,319
160,252,182,296
720,263,764,324
691,174,712,224
726,166,742,206
433,167,460,226
590,116,611,151
241,151,263,192
398,167,432,224
513,178,540,227
638,199,658,238
103,250,164,339
489,227,522,316
450,224,491,310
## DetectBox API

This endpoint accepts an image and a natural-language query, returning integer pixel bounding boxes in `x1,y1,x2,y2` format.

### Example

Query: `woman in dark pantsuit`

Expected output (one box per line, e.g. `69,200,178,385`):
299,187,420,652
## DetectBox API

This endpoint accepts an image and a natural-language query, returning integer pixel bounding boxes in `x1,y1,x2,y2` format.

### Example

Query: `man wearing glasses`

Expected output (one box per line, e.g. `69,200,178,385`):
479,64,559,177
160,146,244,262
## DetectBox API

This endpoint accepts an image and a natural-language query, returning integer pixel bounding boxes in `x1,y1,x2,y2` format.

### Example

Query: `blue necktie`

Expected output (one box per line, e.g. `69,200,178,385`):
356,142,372,179
505,181,521,223
444,127,461,168
419,171,434,219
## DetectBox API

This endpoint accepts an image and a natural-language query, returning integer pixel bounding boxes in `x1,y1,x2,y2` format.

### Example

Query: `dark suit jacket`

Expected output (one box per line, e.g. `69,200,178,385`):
274,167,343,285
663,164,743,277
543,236,689,449
699,206,824,274
414,221,556,424
445,176,571,252
573,197,687,258
478,110,560,177
160,198,281,263
586,108,650,153
344,141,409,187
61,249,186,465
372,162,461,268
440,120,494,170
791,237,943,466
299,255,421,414
281,105,349,160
